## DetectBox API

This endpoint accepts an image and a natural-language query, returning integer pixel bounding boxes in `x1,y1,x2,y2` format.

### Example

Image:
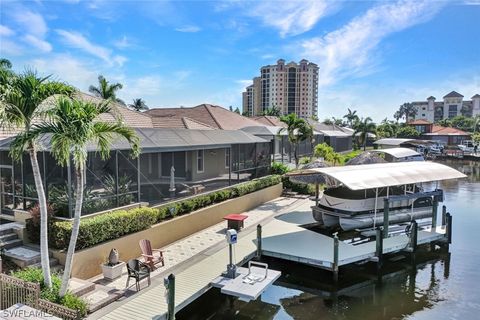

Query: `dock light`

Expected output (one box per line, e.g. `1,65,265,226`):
224,229,238,279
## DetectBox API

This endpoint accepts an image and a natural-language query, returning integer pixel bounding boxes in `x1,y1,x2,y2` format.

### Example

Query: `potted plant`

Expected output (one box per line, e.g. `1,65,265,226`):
101,249,125,280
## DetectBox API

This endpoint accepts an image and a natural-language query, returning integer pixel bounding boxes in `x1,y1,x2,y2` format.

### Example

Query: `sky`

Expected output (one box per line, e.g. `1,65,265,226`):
1,0,480,121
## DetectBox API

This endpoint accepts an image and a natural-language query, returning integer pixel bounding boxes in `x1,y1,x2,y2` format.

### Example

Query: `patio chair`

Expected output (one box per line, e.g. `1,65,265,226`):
125,259,150,291
139,239,165,270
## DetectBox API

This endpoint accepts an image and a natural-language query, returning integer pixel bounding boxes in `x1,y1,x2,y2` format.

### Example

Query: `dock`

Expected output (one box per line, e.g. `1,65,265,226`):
92,196,451,320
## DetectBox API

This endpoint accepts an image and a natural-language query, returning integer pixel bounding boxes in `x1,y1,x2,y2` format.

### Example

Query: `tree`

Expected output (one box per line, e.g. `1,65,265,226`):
322,118,333,125
0,58,15,94
396,126,420,138
262,105,281,116
229,105,233,112
450,115,475,132
343,108,358,128
88,75,125,105
2,70,74,288
460,105,473,117
128,98,148,112
436,118,452,127
353,117,376,151
376,118,399,139
311,114,319,121
279,113,310,168
234,107,240,114
14,97,140,297
394,103,417,123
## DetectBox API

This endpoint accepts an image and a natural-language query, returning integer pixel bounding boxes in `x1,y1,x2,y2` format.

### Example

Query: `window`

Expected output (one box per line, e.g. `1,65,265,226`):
225,148,230,168
448,105,457,118
197,150,204,173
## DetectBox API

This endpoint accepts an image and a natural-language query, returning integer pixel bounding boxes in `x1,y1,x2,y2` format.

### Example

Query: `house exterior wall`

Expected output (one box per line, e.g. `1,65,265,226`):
188,148,229,182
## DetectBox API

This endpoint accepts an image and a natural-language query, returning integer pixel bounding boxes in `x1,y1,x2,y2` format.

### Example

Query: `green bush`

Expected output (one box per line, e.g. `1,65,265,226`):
11,267,87,317
282,177,317,196
270,162,290,175
49,175,282,250
50,207,159,250
299,157,311,165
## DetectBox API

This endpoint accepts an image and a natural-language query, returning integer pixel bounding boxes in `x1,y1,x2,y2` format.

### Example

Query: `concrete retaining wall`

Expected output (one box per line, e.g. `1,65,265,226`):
52,183,282,279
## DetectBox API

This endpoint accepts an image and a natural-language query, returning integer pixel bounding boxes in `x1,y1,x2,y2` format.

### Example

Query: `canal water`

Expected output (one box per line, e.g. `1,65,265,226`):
177,159,480,320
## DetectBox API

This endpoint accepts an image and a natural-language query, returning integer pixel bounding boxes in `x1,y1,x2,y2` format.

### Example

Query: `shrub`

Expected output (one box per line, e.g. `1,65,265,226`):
270,162,290,175
50,207,159,250
11,267,87,317
25,204,55,243
282,177,317,196
299,157,311,165
49,175,282,250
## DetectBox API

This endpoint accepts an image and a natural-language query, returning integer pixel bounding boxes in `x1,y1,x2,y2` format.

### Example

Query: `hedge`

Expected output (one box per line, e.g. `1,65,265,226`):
47,175,282,251
12,267,88,317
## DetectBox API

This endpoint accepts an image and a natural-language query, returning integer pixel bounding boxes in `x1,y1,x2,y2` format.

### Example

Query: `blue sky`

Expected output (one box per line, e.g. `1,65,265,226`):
1,0,479,121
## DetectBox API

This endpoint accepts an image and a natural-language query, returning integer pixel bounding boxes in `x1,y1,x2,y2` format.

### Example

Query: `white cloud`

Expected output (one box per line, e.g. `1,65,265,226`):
300,0,445,88
28,55,98,89
246,0,332,37
0,25,14,37
12,9,48,37
56,30,126,66
0,39,24,56
113,35,132,49
23,34,52,53
175,25,201,33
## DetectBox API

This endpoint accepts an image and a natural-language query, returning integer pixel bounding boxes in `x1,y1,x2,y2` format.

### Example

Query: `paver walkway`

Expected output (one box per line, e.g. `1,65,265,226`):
89,196,312,319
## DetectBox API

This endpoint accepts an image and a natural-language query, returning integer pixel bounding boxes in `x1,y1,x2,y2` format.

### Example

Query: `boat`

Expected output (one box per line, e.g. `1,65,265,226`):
372,148,425,162
287,162,466,231
458,140,478,153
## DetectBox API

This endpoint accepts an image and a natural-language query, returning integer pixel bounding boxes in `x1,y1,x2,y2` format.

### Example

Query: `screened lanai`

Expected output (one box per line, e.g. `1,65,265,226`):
0,128,272,218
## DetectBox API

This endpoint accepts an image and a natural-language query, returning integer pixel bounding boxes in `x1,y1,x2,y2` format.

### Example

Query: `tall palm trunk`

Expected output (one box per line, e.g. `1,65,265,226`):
29,148,52,288
59,165,84,297
363,134,367,151
293,143,299,168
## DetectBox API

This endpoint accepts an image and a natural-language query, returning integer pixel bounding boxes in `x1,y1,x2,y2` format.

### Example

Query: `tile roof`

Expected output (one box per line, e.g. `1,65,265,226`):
427,96,436,100
0,92,154,139
252,116,287,127
429,125,470,135
472,94,480,99
146,104,264,130
408,119,432,125
443,91,464,98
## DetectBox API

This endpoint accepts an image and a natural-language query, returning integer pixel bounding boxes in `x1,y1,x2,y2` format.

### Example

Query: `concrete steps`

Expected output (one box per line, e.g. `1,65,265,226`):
81,284,123,313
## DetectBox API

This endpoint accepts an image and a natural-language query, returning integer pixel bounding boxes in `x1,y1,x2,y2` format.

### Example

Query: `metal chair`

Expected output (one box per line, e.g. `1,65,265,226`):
125,259,151,291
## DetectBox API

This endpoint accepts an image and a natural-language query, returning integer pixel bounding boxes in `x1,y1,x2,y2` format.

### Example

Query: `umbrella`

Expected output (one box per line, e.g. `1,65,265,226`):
168,165,176,193
287,160,329,205
345,151,387,166
288,160,329,185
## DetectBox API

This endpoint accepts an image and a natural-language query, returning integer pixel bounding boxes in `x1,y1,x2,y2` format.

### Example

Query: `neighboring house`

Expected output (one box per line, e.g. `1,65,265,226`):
411,91,480,122
0,97,272,219
0,128,271,218
407,119,471,145
146,104,263,130
241,125,324,163
252,116,287,127
307,120,353,152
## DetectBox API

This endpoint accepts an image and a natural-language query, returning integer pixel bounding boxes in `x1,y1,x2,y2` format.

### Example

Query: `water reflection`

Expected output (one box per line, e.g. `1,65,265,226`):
177,159,480,320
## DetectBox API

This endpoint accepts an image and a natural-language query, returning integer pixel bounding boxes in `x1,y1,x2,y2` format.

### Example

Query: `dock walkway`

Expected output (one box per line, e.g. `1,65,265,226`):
91,197,310,320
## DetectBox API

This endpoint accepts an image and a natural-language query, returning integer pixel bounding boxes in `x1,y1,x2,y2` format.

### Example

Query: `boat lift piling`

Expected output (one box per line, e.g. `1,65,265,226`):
375,227,383,271
383,198,390,238
442,205,447,227
333,234,339,283
256,224,262,259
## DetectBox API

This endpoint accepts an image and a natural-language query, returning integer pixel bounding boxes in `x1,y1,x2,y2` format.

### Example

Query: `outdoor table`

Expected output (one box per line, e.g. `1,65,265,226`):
223,214,248,231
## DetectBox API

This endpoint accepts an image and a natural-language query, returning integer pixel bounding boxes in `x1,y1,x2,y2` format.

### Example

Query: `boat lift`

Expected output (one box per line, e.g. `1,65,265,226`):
211,229,281,301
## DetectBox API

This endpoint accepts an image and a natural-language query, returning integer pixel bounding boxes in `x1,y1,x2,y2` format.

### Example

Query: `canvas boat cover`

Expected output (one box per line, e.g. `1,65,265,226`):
372,148,421,158
287,161,466,190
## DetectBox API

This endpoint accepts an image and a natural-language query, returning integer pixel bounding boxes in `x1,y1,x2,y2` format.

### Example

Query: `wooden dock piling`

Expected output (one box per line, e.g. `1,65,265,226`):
431,198,438,229
333,234,339,282
375,227,383,271
166,273,175,320
410,220,418,253
441,205,447,226
383,198,390,238
256,224,262,258
446,212,452,244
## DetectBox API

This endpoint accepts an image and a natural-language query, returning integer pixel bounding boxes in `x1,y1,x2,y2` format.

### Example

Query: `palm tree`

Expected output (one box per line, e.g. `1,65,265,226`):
343,108,358,128
128,98,148,112
0,58,15,93
88,75,125,105
13,97,140,297
263,105,281,116
2,70,73,288
279,113,310,168
395,103,417,123
353,117,376,151
0,58,12,69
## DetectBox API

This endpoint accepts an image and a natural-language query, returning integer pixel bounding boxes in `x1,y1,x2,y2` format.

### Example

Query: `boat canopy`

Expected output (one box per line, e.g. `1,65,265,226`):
286,161,466,190
372,148,420,159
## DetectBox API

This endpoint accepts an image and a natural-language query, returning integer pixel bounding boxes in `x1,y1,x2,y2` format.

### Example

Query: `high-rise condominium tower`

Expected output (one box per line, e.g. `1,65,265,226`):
242,59,318,118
